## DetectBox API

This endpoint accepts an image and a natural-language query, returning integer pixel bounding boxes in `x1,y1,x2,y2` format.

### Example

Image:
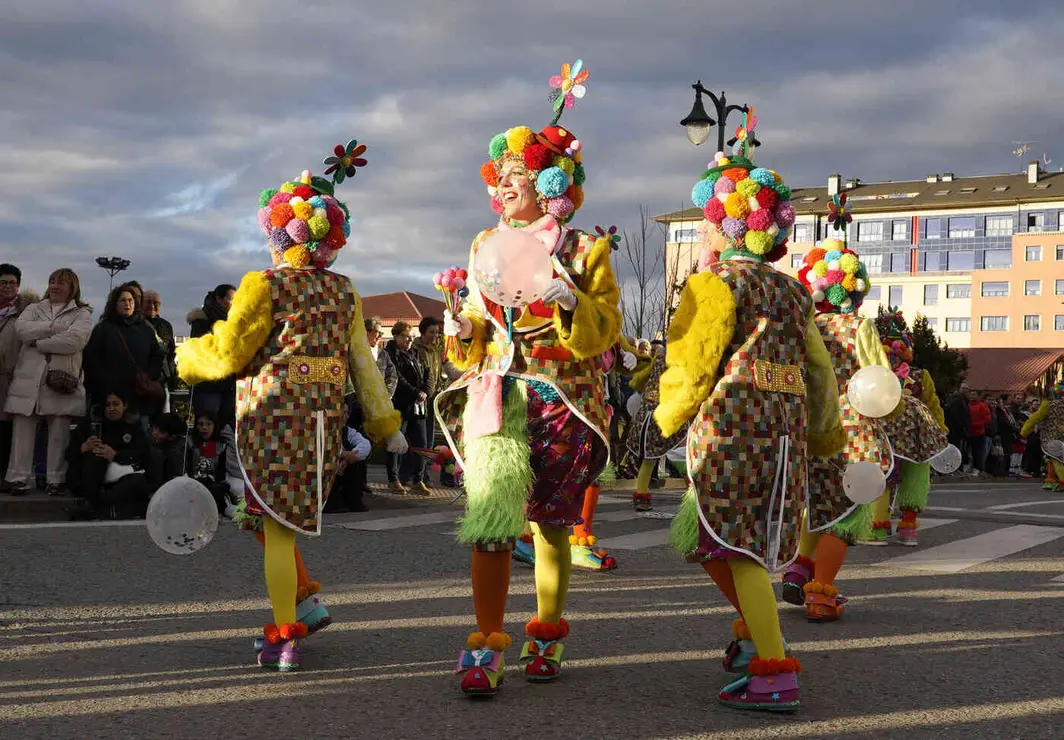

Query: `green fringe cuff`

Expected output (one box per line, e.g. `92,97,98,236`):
894,460,931,513
597,461,617,485
669,487,701,557
826,501,873,545
232,498,263,532
457,380,532,544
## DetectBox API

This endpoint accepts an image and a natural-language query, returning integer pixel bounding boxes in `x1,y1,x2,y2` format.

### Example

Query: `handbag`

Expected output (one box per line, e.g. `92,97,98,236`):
115,328,165,405
45,365,80,394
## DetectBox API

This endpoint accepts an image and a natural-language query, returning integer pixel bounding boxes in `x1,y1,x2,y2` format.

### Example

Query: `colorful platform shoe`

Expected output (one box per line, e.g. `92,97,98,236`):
781,555,814,606
257,622,307,672
718,657,801,713
632,492,653,512
569,534,617,571
722,619,791,673
520,617,568,682
513,536,536,567
804,581,844,622
254,584,331,653
457,632,510,697
896,511,919,546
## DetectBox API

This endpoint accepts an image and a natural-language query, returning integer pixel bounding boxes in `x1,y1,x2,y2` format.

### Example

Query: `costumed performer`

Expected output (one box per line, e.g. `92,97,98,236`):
660,134,846,712
177,141,408,672
780,237,893,622
869,307,948,547
1020,380,1064,491
436,59,623,695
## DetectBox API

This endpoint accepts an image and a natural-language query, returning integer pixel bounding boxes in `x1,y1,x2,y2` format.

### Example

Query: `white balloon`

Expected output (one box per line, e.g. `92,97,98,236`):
146,477,219,555
847,365,903,418
930,443,962,474
626,392,643,417
842,462,886,504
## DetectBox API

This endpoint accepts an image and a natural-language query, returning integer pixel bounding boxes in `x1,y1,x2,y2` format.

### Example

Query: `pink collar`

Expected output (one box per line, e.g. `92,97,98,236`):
498,214,563,254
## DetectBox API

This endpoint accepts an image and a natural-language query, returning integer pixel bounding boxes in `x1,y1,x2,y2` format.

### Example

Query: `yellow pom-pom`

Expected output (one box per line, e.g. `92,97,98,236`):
718,157,730,166
570,186,584,211
577,536,589,547
736,178,761,197
554,156,575,175
307,215,330,240
505,126,536,155
586,535,597,546
568,535,578,545
291,200,313,221
279,182,296,193
771,170,782,182
841,274,858,291
284,246,311,268
485,632,512,651
467,631,488,649
838,253,860,275
812,261,829,277
724,191,750,219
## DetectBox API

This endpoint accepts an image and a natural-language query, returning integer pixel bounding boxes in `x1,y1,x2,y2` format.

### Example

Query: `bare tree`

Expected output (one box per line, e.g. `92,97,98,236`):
612,204,668,340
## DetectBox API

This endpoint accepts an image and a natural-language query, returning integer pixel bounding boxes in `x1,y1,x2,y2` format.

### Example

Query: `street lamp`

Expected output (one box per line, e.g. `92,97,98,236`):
96,256,131,291
679,81,760,153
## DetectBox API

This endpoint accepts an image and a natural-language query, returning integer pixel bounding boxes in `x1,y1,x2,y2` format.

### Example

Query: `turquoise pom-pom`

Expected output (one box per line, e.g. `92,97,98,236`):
341,221,351,237
824,249,843,262
773,183,792,200
489,133,508,160
774,229,788,244
749,168,776,187
573,163,586,186
692,179,715,209
258,188,277,208
308,195,326,209
536,167,569,198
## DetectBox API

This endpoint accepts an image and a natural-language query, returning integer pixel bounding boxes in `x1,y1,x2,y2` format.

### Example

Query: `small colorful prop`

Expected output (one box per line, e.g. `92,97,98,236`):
257,139,365,269
434,265,470,361
728,107,759,159
875,306,914,380
827,192,852,233
797,238,870,314
842,461,886,504
472,230,554,308
146,477,219,555
847,365,903,419
594,225,622,251
548,59,590,123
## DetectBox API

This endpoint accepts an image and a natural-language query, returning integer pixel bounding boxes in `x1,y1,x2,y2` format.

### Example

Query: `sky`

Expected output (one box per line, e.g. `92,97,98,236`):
3,0,1062,332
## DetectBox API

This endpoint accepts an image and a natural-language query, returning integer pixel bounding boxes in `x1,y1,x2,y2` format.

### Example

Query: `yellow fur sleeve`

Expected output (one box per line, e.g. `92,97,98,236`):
805,310,846,457
920,370,947,431
1021,401,1050,437
448,307,488,371
553,236,622,361
654,272,737,437
618,335,654,381
855,318,890,370
346,292,401,442
176,271,273,385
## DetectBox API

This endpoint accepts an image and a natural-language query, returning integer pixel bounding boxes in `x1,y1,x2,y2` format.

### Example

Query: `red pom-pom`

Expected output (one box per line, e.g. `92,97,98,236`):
703,198,726,223
797,265,811,286
765,242,788,264
523,143,554,171
263,623,282,645
279,622,309,641
480,162,499,186
325,203,346,226
322,224,346,249
293,185,315,199
270,203,295,228
755,188,779,211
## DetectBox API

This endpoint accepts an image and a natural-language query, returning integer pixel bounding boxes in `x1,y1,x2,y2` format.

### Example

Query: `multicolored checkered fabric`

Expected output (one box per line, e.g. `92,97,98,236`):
236,267,354,533
626,354,689,459
882,395,948,463
1042,400,1064,462
686,260,814,571
808,314,893,532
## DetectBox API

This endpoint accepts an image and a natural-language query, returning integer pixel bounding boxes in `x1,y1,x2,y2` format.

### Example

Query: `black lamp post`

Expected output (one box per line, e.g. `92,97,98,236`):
95,256,131,291
679,81,760,153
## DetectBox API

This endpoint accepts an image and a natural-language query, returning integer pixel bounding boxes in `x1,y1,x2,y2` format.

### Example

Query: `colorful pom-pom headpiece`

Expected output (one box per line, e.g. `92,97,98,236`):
256,139,367,269
689,135,794,263
876,305,914,376
1052,379,1064,398
480,60,589,223
797,238,870,314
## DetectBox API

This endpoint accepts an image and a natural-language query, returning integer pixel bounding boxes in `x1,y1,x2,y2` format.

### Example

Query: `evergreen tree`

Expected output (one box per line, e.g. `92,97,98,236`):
911,314,968,398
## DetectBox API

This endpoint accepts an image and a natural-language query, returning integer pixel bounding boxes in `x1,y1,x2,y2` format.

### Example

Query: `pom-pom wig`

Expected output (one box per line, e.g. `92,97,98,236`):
797,238,870,314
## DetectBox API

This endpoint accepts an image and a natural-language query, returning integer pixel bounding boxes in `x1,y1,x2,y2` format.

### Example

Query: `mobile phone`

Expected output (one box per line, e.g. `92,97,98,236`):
91,423,102,438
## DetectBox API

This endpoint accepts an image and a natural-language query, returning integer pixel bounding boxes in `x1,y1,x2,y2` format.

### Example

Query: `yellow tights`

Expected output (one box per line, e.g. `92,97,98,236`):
729,558,786,660
797,509,819,558
871,490,891,523
635,458,656,494
263,517,298,626
532,522,571,624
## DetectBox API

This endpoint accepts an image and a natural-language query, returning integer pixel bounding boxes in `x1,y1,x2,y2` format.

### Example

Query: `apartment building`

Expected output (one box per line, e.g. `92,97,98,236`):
656,162,1064,351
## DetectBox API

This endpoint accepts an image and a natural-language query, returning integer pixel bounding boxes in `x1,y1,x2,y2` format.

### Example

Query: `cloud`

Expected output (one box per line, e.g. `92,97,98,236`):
1,0,1061,330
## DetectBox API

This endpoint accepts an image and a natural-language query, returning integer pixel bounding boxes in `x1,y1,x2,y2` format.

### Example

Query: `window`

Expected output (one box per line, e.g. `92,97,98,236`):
857,221,884,242
793,224,812,242
1057,279,1064,296
1024,315,1041,332
1056,245,1064,261
672,228,699,242
1025,280,1041,296
924,218,942,240
888,285,903,306
890,252,909,273
1026,245,1043,262
985,215,1013,236
863,254,884,274
920,251,942,271
983,249,1012,269
790,253,804,269
981,281,1009,297
821,222,836,239
946,283,971,299
926,317,938,329
948,216,976,238
1056,315,1064,332
923,284,939,305
980,316,1008,332
947,250,974,271
1028,213,1045,232
892,221,908,241
866,286,881,301
946,318,970,332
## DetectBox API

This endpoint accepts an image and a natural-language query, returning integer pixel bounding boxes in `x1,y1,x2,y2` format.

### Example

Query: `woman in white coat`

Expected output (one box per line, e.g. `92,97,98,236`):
3,269,93,495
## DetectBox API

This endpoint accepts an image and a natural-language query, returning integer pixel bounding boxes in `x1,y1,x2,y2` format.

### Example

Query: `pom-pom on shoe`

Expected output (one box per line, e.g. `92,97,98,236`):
718,657,801,713
804,581,844,622
521,618,569,682
569,541,617,571
457,631,510,697
257,622,307,672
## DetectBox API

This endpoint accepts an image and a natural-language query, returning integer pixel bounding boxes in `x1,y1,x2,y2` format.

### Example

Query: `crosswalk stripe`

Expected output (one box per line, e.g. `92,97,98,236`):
1051,573,1064,583
335,511,457,531
596,528,671,550
876,524,1064,574
911,517,956,531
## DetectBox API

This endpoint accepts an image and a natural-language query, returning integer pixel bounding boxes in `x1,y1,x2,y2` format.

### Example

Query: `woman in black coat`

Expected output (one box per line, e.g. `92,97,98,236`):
384,321,429,493
83,286,164,419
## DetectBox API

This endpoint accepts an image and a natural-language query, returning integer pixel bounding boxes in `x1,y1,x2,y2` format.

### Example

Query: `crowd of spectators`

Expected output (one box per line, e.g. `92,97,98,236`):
944,385,1045,478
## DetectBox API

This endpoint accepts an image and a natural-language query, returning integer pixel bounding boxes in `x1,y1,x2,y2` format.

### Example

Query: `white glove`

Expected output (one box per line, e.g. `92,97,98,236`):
540,279,577,311
621,351,637,371
385,431,409,454
443,309,472,339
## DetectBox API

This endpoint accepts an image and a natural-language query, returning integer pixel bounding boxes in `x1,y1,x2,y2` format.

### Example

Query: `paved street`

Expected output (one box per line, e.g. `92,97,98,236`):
2,479,1064,739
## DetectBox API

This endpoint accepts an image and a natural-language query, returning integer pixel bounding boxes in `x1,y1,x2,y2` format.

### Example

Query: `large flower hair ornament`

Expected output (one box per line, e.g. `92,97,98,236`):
549,60,589,115
594,224,621,250
323,139,368,184
827,192,852,233
729,107,759,159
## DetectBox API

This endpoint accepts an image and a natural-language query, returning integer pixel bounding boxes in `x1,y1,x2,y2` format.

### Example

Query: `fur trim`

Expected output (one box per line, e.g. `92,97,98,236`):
279,622,309,641
668,487,701,557
525,617,570,641
552,236,622,361
596,462,617,484
186,307,208,323
457,380,532,544
748,656,802,676
448,313,488,371
808,424,847,458
893,461,930,513
263,623,282,645
871,520,891,530
654,272,737,437
827,501,873,544
804,581,839,598
920,370,947,431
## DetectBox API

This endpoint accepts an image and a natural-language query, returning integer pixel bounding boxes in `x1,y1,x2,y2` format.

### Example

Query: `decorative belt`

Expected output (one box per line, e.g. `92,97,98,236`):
287,355,347,386
753,359,805,396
